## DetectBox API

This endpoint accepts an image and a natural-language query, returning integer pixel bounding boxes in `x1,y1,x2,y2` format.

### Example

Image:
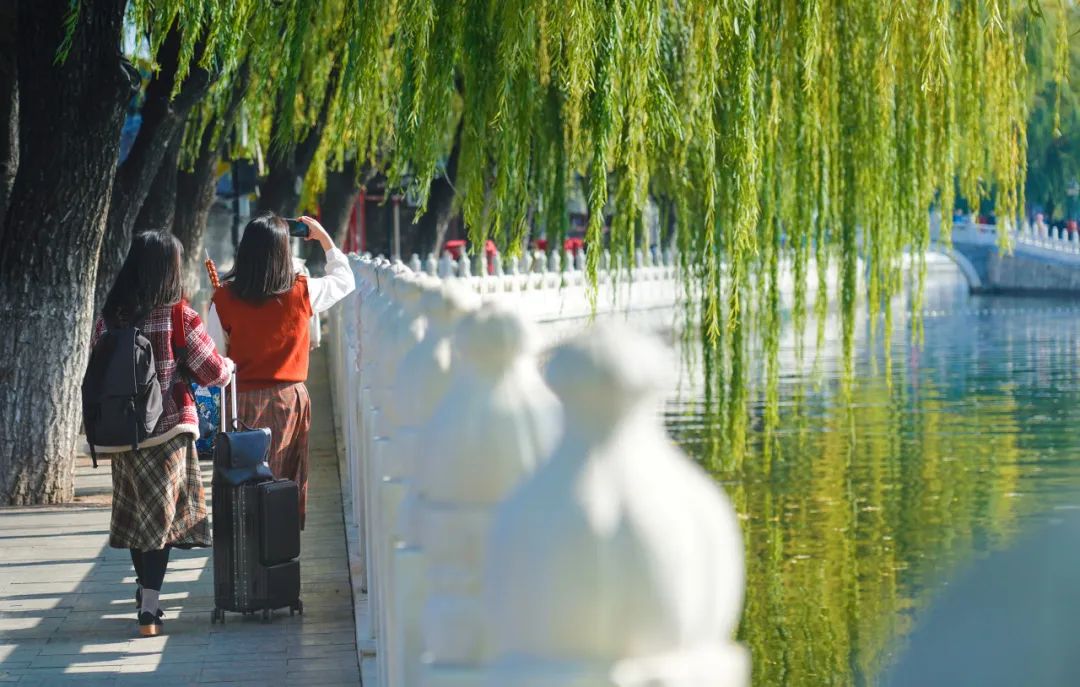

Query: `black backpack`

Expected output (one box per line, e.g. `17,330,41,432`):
81,305,183,466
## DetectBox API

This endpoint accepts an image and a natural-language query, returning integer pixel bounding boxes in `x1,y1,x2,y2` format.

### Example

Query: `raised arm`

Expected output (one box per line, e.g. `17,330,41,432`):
299,215,356,314
183,305,232,388
206,302,228,355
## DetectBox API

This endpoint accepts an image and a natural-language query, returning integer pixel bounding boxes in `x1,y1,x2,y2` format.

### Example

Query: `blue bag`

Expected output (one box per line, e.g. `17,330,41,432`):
191,383,221,456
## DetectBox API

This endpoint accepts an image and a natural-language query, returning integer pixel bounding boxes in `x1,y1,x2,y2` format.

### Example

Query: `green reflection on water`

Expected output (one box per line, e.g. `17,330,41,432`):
666,269,1080,686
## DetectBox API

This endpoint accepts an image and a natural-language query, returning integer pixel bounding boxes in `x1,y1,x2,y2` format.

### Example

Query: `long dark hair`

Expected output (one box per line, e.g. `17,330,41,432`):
103,231,184,327
224,212,295,302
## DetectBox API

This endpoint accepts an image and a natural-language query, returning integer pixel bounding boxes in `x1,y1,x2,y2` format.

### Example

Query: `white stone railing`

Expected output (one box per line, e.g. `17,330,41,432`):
1014,221,1080,256
944,219,1080,258
327,251,747,687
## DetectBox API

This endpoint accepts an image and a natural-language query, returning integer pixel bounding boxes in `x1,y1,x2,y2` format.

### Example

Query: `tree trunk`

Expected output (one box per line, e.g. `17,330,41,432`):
94,23,213,309
0,0,132,505
415,120,463,257
321,159,359,246
134,130,182,234
174,146,222,306
256,67,340,217
173,64,250,306
0,0,17,226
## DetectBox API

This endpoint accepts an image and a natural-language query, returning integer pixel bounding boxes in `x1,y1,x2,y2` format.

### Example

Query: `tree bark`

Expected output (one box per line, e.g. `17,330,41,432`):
133,130,182,234
0,1,17,226
414,119,463,257
174,142,224,305
321,159,359,246
94,23,213,309
256,67,340,217
173,63,249,305
0,0,132,505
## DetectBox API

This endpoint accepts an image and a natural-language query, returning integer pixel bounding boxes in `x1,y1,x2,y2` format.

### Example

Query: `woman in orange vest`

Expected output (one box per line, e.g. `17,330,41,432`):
207,214,354,528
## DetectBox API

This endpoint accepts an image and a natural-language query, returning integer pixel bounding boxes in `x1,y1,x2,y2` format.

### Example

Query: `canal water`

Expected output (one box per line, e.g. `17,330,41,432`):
666,263,1080,686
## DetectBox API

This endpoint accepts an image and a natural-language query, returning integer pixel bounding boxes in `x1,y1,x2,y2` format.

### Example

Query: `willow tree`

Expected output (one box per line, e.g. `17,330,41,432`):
1025,0,1080,221
133,0,364,292
328,0,1040,458
0,0,142,504
0,0,1056,504
0,0,343,505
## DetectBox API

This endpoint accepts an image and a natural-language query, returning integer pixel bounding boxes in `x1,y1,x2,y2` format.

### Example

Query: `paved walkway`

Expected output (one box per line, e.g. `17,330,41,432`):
0,349,361,686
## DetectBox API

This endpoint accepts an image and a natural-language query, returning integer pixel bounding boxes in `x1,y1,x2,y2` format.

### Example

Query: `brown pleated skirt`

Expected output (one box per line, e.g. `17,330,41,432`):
233,382,311,529
109,434,212,551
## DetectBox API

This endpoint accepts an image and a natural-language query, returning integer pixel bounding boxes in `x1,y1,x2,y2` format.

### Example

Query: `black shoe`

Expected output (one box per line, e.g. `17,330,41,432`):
137,611,164,637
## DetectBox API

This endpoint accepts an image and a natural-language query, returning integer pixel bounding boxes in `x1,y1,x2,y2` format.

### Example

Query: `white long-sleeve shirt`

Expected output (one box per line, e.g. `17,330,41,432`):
207,246,354,355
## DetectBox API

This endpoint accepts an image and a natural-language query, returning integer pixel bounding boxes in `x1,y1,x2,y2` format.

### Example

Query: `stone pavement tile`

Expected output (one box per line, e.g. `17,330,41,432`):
284,655,360,673
288,668,363,685
36,639,134,656
0,607,71,620
197,658,288,683
28,654,131,670
0,616,64,638
117,663,203,678
0,639,48,662
292,631,359,647
285,642,358,660
14,675,120,687
0,597,73,613
198,638,290,656
197,681,289,687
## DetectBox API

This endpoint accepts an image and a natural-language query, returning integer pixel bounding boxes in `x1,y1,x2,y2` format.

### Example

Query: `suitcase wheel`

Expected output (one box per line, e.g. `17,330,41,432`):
297,600,303,615
211,608,225,624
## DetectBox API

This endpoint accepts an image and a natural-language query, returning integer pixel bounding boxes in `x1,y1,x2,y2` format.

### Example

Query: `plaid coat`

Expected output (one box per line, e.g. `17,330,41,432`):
91,302,230,452
109,434,212,550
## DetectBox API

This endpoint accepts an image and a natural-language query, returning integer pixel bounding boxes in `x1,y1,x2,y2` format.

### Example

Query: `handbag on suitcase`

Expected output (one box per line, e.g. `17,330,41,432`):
210,371,303,623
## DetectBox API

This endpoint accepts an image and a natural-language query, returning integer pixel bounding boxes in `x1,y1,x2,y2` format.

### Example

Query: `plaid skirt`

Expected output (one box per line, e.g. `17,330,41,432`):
109,433,211,551
233,382,311,529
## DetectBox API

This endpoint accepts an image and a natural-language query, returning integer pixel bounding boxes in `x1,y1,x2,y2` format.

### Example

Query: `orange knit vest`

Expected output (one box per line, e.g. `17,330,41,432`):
212,276,312,392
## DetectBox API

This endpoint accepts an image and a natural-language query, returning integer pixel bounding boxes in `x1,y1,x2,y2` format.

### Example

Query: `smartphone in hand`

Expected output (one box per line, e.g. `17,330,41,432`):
286,219,309,238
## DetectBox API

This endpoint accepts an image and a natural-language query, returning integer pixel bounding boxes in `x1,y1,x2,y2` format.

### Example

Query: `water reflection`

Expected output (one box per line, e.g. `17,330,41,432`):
666,265,1080,686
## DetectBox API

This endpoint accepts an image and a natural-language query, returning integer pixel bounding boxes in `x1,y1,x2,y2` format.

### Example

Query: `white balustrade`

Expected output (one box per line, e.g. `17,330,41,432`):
328,243,735,687
375,273,428,684
417,304,561,684
438,252,454,278
391,281,480,686
485,324,747,686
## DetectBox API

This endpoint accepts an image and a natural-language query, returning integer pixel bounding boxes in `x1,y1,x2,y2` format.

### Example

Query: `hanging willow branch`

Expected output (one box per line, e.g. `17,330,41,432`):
139,0,1063,460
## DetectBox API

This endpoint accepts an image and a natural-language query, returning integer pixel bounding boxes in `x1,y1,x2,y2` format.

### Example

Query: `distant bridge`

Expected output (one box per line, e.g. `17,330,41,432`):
930,220,1080,295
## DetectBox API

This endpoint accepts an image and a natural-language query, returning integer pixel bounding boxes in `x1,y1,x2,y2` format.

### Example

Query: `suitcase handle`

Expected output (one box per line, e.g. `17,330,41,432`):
220,369,239,433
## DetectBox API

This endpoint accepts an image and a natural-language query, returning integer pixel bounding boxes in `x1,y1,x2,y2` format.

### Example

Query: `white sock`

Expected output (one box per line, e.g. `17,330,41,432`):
140,588,160,616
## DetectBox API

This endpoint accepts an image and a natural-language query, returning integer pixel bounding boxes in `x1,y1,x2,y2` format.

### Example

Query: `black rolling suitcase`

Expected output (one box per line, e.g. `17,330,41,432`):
210,371,303,624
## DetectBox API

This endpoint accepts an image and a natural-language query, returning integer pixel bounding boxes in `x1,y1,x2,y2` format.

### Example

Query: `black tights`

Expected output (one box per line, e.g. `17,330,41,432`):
129,548,171,591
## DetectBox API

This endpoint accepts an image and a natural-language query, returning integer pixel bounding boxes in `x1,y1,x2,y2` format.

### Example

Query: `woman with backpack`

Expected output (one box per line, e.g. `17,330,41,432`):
87,231,232,637
207,213,354,530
